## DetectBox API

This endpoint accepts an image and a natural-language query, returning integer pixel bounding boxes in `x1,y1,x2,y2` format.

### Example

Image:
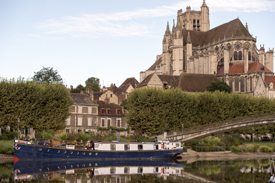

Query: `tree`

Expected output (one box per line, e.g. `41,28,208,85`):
206,80,231,93
85,77,100,92
32,67,63,84
70,84,85,93
0,78,74,130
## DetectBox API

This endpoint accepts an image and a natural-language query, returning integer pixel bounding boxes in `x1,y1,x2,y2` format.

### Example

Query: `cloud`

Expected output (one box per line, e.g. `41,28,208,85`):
37,0,275,38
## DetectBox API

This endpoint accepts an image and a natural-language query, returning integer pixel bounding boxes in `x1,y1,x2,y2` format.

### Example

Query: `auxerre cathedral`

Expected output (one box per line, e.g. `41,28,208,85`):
140,0,275,98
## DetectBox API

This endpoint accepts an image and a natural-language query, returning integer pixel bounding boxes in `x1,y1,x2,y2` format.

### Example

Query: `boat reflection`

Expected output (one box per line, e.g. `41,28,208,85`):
14,159,183,182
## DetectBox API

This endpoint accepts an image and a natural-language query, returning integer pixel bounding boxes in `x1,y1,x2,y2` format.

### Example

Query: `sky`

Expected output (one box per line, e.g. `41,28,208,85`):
0,0,275,89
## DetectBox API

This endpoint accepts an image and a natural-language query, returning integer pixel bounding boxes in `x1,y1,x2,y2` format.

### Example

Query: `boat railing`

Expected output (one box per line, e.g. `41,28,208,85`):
268,155,275,183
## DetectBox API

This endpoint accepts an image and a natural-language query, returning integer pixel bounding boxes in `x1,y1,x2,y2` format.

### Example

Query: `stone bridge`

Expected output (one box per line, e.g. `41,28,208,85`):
165,115,275,143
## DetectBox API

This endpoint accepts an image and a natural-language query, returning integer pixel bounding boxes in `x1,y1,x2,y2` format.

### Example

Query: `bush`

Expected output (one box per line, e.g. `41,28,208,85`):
41,131,53,139
59,131,68,140
76,132,91,142
259,145,273,152
0,140,14,154
231,146,240,153
246,144,256,152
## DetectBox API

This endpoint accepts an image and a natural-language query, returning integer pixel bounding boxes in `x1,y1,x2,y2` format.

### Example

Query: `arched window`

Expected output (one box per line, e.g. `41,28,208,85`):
238,51,242,60
240,78,244,92
235,78,239,92
193,19,196,30
234,51,238,60
248,51,251,61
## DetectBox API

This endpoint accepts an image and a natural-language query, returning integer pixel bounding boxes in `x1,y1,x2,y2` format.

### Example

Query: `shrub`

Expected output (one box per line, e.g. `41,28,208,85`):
41,131,53,139
231,146,240,153
246,144,256,152
59,131,68,140
76,132,91,142
259,145,273,152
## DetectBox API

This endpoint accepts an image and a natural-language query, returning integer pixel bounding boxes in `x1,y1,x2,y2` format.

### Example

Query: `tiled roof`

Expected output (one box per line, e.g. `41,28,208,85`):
70,93,98,106
147,57,162,71
217,62,272,75
265,76,275,86
92,91,105,100
172,73,218,92
182,19,252,46
97,101,125,117
138,73,155,87
157,75,179,85
116,77,139,94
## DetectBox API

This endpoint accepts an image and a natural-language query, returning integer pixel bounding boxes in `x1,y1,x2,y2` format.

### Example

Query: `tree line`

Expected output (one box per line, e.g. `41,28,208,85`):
125,87,275,135
0,78,74,131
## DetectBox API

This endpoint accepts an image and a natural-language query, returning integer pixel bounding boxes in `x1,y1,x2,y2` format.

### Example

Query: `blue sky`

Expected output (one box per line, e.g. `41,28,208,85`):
0,0,274,88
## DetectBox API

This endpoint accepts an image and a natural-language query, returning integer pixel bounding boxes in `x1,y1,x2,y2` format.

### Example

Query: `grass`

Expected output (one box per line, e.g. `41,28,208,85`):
0,140,14,154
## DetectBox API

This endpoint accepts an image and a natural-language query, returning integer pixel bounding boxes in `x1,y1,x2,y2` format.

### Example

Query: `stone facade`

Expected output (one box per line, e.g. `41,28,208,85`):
140,0,274,98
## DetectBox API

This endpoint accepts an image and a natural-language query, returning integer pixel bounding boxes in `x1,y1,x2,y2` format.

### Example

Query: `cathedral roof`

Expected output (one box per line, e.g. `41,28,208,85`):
217,62,272,75
172,73,217,92
147,57,162,71
182,18,252,46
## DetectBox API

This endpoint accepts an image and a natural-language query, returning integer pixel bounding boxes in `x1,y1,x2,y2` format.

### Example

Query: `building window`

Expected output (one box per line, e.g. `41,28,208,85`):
270,82,274,89
66,117,70,126
88,107,92,114
117,119,121,127
107,109,111,115
238,51,242,60
78,117,82,126
235,78,239,92
66,129,69,133
229,79,233,92
234,51,238,60
78,106,82,114
250,77,253,92
106,94,108,97
110,94,112,97
101,109,105,115
92,107,96,114
101,119,105,127
248,51,251,61
117,110,121,115
107,119,111,127
240,78,244,92
88,118,92,126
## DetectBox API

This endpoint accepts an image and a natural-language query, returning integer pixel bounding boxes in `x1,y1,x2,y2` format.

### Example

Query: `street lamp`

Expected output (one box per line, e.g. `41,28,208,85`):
17,118,20,140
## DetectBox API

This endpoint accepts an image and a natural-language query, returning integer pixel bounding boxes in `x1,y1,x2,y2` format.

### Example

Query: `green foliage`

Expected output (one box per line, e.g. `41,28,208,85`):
42,131,53,139
70,84,85,93
0,131,18,140
259,145,273,152
246,144,257,152
0,140,14,154
230,146,240,153
58,131,68,140
206,80,231,93
0,78,74,130
126,88,275,135
76,132,91,142
199,136,221,145
85,77,100,92
31,66,63,84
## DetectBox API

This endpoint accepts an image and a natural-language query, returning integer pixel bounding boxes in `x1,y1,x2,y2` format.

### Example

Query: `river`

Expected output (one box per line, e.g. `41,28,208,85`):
0,158,273,182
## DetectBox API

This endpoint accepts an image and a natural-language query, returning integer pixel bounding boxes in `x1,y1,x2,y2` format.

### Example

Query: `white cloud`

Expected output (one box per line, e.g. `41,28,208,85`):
37,0,275,38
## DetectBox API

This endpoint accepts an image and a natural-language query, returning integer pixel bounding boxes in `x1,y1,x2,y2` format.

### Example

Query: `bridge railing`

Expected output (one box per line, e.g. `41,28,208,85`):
167,113,275,138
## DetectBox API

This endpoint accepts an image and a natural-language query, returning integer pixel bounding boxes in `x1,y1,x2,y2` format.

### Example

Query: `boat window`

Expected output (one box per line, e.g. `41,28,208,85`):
154,145,158,150
57,150,60,153
110,167,116,174
124,144,130,150
95,144,99,148
64,166,66,169
154,167,159,173
64,150,67,154
138,167,143,173
82,164,85,167
47,149,50,152
89,153,92,155
124,167,130,173
39,148,42,151
111,144,116,150
77,152,79,155
70,151,73,154
138,145,143,150
176,143,180,147
82,152,85,155
70,165,73,168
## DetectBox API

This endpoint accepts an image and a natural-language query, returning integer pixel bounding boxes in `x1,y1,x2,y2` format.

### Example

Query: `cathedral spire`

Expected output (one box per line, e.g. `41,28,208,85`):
187,32,192,44
245,22,249,32
165,21,170,35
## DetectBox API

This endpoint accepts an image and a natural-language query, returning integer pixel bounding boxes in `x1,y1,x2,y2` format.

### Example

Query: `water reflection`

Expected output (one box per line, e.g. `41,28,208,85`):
13,159,183,182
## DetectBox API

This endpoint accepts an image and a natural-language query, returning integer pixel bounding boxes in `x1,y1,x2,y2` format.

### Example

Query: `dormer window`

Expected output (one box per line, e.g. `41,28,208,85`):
270,82,274,89
101,109,106,115
117,110,121,115
107,109,111,115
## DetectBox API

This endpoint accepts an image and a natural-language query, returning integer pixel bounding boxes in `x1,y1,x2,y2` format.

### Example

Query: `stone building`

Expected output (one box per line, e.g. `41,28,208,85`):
140,0,274,97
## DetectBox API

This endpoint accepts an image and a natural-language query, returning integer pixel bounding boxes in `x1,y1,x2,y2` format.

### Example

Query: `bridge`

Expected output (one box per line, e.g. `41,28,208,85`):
165,114,275,143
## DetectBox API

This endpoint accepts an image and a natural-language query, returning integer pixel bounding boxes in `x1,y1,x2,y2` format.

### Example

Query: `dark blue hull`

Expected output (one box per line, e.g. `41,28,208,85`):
14,143,183,160
14,159,183,176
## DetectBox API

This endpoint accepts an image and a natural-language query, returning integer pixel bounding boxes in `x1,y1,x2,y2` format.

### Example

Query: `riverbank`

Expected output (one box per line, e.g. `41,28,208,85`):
178,149,273,163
